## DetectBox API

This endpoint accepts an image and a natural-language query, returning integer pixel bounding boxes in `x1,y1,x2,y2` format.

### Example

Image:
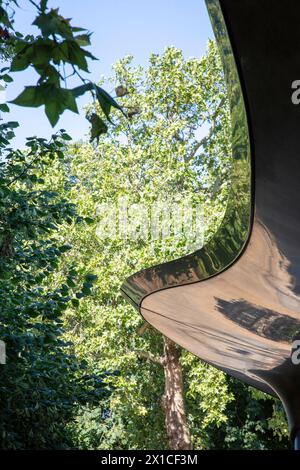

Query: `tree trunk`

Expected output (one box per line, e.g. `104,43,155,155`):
162,336,192,450
0,232,14,258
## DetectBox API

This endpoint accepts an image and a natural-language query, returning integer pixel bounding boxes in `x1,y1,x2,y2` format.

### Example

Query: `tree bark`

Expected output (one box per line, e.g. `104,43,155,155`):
0,232,14,258
162,336,192,450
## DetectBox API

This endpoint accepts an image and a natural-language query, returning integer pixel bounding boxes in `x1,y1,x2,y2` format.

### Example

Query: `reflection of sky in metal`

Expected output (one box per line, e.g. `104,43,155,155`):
6,0,213,148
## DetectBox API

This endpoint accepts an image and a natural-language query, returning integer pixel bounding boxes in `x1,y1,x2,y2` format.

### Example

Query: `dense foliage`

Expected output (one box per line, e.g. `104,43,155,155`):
0,0,113,450
0,127,112,449
0,0,121,136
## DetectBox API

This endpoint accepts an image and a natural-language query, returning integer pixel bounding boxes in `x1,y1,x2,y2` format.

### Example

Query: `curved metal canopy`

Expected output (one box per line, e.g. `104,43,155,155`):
121,0,300,445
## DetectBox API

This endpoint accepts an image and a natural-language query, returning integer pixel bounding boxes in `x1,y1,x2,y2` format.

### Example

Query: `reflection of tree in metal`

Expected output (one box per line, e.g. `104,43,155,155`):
216,298,300,343
122,0,252,307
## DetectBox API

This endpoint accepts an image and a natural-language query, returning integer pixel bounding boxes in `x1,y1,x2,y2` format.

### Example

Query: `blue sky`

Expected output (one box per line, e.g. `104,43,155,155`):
5,0,213,147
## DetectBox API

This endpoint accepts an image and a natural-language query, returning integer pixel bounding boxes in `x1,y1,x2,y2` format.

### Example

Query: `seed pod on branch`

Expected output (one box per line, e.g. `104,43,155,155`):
127,107,140,119
115,85,129,97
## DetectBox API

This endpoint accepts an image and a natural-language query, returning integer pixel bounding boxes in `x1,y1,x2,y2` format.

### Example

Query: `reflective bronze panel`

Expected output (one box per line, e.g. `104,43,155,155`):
121,0,300,439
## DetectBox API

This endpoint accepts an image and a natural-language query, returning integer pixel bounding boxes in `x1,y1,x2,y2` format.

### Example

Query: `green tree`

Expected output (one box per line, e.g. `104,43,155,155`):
0,129,112,449
0,0,116,449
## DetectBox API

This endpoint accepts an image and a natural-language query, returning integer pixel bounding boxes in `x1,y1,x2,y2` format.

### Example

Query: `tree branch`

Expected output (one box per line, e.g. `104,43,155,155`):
132,350,164,366
137,321,150,335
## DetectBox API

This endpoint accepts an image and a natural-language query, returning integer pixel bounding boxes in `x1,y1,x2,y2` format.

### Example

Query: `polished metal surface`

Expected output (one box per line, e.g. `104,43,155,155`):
121,0,300,437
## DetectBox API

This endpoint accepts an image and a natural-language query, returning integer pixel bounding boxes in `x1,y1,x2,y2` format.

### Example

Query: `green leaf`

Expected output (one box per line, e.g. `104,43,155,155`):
33,10,73,39
11,42,53,72
67,278,76,288
71,26,87,33
61,133,72,141
95,86,125,121
6,131,15,140
71,298,79,307
0,103,9,112
10,86,45,108
41,0,48,12
71,82,93,98
59,244,72,253
95,88,112,122
83,282,93,290
44,86,79,127
6,121,19,128
83,49,98,61
1,74,13,83
87,113,108,142
0,6,12,28
65,40,89,71
84,217,94,225
85,273,98,283
10,51,31,72
35,64,61,87
75,34,91,47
